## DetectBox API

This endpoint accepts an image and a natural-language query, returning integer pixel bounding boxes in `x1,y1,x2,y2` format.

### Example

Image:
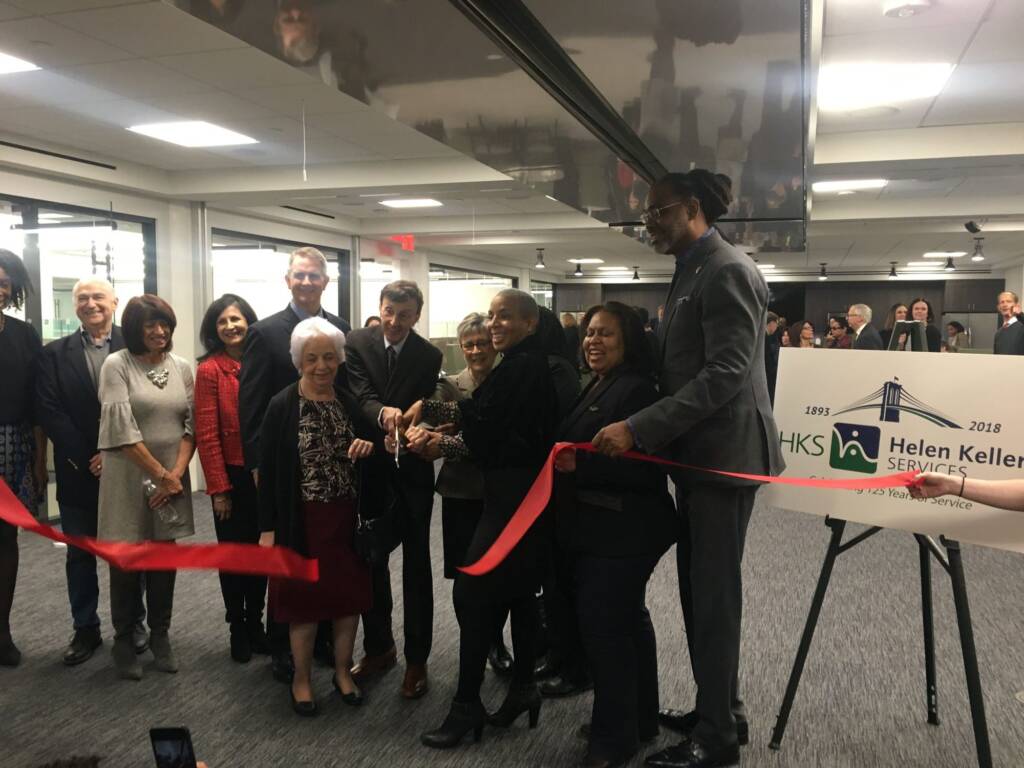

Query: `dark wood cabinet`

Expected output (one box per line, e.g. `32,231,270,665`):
943,280,1004,312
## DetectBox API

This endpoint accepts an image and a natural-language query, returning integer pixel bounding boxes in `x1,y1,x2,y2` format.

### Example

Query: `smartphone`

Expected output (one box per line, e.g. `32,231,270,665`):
150,727,197,768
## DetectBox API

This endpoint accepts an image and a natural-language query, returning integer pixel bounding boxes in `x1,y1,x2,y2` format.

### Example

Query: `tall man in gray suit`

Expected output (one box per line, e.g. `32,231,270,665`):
593,170,784,768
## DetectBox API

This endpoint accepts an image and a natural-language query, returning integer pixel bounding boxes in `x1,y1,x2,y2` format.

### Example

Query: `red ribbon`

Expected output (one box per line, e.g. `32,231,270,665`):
457,441,920,576
0,479,318,582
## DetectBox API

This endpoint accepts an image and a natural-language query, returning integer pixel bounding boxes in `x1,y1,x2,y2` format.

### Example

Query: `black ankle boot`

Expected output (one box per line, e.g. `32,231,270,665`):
230,622,252,663
247,619,270,655
421,700,487,749
487,682,541,729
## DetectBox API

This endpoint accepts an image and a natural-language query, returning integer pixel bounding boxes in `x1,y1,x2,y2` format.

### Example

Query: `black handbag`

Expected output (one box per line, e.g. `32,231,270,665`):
352,468,397,566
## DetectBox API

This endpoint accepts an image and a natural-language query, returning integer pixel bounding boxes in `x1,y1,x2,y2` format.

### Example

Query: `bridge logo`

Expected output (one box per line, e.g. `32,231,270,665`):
829,423,881,474
835,378,962,429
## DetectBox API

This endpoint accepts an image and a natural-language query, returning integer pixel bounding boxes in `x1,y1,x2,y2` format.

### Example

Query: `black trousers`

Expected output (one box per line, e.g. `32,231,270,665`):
0,521,17,640
362,481,434,665
454,588,539,703
576,551,663,761
675,483,755,748
543,543,588,682
109,565,175,639
214,466,266,625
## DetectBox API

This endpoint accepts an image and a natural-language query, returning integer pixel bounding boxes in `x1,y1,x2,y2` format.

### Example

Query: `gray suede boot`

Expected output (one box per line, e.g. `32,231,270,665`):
150,632,178,673
112,635,143,680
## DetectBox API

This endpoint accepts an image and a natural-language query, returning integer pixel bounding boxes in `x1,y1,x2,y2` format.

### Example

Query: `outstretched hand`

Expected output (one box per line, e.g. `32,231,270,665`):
401,400,424,430
908,472,960,500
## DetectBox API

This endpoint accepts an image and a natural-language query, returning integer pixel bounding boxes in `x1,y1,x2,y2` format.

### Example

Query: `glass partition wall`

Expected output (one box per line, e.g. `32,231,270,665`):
428,264,515,375
1,195,156,520
211,230,350,326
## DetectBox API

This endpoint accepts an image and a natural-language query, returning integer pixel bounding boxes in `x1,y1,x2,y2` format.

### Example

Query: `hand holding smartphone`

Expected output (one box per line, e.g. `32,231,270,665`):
150,727,196,768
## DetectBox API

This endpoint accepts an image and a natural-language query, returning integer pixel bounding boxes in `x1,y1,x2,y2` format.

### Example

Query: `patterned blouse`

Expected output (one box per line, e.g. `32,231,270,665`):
298,396,357,502
422,399,471,460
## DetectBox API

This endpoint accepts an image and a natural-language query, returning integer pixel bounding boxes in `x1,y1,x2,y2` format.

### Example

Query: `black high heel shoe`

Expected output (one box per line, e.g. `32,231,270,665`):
290,687,318,717
487,683,541,729
421,700,487,749
333,675,365,706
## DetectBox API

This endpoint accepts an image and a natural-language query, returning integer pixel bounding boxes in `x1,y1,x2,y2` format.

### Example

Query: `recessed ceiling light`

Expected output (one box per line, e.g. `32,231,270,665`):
883,0,931,18
837,190,857,196
128,121,257,147
812,179,888,194
818,62,954,112
596,266,630,271
568,258,604,264
379,198,443,209
0,51,40,75
757,264,776,270
906,261,942,267
38,213,73,220
923,251,966,258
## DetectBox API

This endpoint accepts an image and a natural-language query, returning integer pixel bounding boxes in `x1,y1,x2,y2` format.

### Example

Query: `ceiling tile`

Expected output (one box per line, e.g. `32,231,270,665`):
234,83,370,118
924,62,1024,126
0,16,131,67
55,58,215,100
141,89,274,124
154,48,313,90
51,2,247,58
0,2,30,21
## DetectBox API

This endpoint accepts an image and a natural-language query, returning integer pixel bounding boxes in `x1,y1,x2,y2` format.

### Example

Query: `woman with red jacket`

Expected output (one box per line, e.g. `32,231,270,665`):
195,294,268,662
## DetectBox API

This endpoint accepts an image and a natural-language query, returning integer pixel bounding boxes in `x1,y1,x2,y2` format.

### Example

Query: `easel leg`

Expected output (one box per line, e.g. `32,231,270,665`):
942,538,993,768
769,517,846,751
916,536,939,725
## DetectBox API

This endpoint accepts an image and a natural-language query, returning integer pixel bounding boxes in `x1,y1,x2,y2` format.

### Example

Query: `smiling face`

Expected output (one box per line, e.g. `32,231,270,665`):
142,320,171,355
216,303,249,352
380,297,420,345
286,255,329,314
894,305,908,322
911,301,929,323
299,333,340,391
74,280,117,334
643,183,698,256
487,294,534,352
583,310,626,377
460,329,497,379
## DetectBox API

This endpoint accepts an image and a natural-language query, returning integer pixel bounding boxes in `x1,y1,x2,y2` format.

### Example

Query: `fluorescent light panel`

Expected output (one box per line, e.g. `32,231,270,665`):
596,266,630,271
906,261,944,267
818,62,954,112
128,121,257,147
568,258,604,264
812,179,888,193
923,251,966,258
380,198,443,209
0,51,40,74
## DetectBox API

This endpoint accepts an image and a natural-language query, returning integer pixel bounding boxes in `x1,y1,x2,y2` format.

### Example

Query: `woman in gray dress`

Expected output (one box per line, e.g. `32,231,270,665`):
97,295,196,680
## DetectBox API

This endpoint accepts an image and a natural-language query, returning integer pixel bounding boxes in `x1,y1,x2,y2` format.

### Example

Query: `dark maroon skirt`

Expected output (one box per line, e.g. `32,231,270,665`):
269,498,371,624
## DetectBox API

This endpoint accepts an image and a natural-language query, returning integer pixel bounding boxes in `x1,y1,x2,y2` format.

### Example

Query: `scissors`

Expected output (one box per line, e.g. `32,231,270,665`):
394,422,400,468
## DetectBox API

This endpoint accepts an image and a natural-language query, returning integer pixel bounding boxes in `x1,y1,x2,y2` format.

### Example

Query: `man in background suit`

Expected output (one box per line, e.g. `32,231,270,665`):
239,246,350,682
345,280,442,699
35,278,146,666
994,291,1024,355
847,304,884,350
593,170,784,768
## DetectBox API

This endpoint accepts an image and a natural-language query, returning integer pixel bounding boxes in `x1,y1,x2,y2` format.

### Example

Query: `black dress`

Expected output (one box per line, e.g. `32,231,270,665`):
426,333,559,604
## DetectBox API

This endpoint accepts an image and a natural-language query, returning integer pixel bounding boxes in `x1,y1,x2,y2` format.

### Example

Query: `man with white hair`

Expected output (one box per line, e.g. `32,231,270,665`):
847,303,883,350
36,278,146,665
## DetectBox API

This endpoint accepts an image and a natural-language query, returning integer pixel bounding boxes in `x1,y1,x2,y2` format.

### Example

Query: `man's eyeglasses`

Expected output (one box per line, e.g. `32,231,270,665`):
461,340,492,352
639,200,683,225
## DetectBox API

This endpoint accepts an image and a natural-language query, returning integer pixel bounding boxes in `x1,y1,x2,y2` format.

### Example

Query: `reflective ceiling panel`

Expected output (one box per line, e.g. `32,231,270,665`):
173,0,805,250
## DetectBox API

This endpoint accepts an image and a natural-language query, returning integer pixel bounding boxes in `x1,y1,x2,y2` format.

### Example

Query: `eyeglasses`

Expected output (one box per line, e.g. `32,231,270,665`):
461,340,492,352
639,200,683,225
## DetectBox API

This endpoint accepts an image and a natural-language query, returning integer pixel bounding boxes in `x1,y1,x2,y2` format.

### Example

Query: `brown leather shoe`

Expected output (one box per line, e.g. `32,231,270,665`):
401,663,429,699
350,646,397,684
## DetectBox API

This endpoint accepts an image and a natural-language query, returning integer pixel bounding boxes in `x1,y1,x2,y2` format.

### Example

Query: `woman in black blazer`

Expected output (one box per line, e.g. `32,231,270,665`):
554,302,677,768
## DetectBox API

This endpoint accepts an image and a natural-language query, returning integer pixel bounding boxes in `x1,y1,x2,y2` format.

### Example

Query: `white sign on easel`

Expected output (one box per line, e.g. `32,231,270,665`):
765,348,1024,555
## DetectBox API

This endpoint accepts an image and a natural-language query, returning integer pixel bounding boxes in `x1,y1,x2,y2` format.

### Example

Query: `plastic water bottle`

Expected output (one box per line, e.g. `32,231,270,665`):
143,479,182,526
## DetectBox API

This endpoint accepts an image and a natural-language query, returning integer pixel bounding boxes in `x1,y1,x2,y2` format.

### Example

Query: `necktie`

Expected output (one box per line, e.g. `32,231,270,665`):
386,345,398,382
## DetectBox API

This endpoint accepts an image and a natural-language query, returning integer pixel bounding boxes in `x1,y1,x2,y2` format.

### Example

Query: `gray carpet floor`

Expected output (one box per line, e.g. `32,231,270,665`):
2,492,1023,767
